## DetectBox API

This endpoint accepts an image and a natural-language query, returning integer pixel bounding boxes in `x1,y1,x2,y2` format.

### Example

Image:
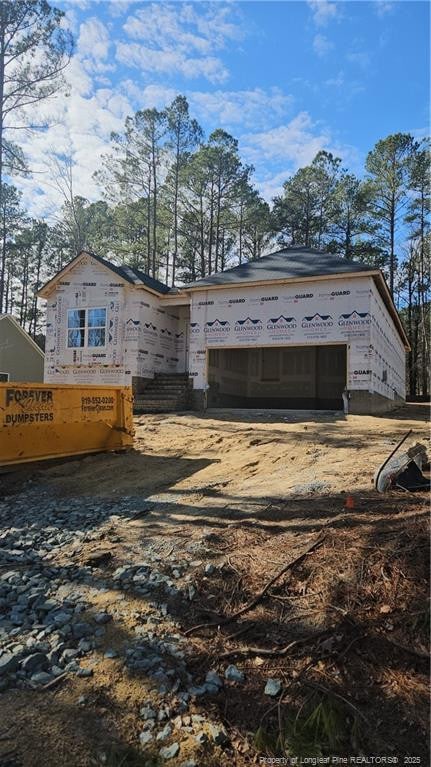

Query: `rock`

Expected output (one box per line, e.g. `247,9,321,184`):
76,667,93,678
85,551,112,568
140,705,157,720
94,612,112,625
61,648,80,663
224,664,244,682
208,723,229,746
104,648,118,659
204,683,219,695
264,678,282,697
191,714,205,724
78,639,93,653
204,564,215,575
205,670,223,688
188,685,207,697
21,653,48,673
180,761,197,767
72,622,92,639
159,743,180,760
156,724,172,741
30,671,52,685
0,653,18,676
139,730,153,746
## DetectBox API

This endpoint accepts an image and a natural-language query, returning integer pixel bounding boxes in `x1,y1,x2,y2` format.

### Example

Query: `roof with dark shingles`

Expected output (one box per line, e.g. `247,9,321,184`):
185,247,374,289
90,252,171,294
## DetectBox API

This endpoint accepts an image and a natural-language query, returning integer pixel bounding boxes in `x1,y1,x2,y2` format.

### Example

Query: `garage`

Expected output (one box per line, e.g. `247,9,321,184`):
207,344,347,410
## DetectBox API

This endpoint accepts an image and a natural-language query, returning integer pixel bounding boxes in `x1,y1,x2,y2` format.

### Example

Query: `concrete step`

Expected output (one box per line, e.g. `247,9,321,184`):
134,400,188,412
134,398,187,407
144,381,189,391
138,389,188,397
144,389,188,396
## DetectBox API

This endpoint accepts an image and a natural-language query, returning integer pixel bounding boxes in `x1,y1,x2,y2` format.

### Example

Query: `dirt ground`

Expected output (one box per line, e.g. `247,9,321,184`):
0,404,429,767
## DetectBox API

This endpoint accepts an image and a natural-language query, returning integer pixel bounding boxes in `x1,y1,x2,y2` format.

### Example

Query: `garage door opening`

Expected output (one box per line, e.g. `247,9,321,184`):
207,345,346,410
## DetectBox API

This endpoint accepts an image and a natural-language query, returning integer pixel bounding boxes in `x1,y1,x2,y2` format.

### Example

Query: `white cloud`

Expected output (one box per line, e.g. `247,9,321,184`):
241,112,360,200
254,169,292,202
116,41,229,84
188,88,293,130
325,71,345,87
78,17,110,60
118,83,293,131
118,3,242,84
11,48,133,218
241,112,332,168
121,81,178,109
347,51,371,69
124,3,241,52
308,0,338,27
313,33,334,57
375,2,394,17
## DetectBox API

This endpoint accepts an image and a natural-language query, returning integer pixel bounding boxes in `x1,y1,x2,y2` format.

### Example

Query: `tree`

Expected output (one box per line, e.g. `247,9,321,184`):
165,96,202,285
404,138,431,396
96,108,167,277
273,166,318,248
0,0,73,307
0,0,73,191
365,133,415,294
0,182,26,312
326,172,377,260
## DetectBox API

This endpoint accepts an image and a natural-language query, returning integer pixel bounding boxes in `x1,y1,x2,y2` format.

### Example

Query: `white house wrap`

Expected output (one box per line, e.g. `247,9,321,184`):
38,248,409,414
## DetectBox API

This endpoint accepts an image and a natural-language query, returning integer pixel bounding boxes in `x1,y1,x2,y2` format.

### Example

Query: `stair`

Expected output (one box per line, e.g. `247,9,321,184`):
134,373,191,413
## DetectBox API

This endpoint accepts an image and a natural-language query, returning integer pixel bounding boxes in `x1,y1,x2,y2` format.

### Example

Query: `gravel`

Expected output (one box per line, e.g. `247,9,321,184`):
224,663,245,682
264,678,282,697
0,483,232,761
159,742,180,760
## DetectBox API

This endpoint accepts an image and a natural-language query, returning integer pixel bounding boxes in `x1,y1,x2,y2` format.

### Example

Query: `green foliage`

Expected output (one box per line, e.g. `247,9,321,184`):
254,692,356,759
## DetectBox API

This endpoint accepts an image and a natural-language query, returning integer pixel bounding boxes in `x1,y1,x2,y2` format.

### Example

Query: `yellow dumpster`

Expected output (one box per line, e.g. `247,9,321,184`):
0,383,134,466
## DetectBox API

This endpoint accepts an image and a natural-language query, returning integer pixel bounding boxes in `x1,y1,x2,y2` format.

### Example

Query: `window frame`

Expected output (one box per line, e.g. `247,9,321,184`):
67,306,107,349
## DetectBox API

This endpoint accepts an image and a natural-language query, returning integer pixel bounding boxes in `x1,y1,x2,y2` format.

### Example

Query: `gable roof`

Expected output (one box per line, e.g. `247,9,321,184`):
185,247,373,289
38,250,170,298
0,314,45,358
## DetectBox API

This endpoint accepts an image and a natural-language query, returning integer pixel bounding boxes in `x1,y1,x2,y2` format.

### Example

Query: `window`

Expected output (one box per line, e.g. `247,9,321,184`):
67,307,106,348
0,372,9,382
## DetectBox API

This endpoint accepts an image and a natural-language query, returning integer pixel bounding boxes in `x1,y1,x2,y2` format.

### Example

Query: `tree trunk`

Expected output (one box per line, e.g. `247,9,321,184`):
0,6,5,313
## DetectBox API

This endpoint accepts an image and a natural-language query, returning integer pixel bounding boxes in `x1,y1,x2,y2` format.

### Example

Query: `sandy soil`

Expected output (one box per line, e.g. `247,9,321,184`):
39,403,430,496
0,404,429,767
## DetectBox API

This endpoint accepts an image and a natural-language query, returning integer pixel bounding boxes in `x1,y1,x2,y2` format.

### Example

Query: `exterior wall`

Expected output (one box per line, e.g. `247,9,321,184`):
369,282,406,401
0,319,44,382
189,276,375,394
44,255,129,385
43,254,187,386
124,293,187,380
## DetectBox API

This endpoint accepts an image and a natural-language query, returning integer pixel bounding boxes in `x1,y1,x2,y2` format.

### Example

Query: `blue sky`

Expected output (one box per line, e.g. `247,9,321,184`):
17,0,430,216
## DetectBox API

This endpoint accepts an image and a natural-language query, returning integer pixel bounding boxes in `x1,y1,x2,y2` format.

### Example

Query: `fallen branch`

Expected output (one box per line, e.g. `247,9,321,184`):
226,622,256,641
41,671,69,691
184,532,326,636
218,629,329,660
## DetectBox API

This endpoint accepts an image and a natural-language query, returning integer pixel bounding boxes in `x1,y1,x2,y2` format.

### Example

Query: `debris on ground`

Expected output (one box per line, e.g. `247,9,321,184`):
0,405,429,766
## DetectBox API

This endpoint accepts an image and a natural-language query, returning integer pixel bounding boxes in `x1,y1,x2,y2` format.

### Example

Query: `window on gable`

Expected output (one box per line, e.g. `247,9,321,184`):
67,308,106,348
